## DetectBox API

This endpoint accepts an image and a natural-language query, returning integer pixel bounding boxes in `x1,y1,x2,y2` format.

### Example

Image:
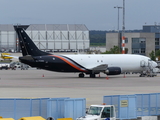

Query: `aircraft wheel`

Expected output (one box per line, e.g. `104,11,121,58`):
90,74,96,78
79,73,84,78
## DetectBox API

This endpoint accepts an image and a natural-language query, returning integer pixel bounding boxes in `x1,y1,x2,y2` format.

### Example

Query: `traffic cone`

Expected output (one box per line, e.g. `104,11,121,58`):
123,73,126,78
106,76,109,80
42,74,44,77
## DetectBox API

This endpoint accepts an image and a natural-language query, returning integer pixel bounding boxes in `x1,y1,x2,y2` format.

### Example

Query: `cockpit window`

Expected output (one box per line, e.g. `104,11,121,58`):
88,106,102,115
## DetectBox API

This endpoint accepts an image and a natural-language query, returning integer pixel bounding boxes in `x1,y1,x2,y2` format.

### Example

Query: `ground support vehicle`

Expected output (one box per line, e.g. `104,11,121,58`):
77,105,116,120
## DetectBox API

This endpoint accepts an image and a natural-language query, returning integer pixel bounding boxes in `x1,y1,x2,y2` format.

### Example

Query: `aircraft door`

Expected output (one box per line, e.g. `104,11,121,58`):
148,59,154,70
140,58,148,67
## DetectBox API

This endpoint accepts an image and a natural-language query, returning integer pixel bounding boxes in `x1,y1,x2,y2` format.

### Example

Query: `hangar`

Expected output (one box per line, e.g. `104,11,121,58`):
0,24,90,52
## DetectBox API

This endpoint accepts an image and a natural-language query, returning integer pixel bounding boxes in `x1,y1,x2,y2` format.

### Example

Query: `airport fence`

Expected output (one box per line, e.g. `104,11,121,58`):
103,95,136,119
136,93,160,116
47,98,86,120
103,93,160,119
0,98,49,120
0,98,86,120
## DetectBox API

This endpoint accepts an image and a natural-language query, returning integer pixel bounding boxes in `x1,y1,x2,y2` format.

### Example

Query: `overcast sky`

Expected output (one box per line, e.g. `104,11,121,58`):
0,0,160,30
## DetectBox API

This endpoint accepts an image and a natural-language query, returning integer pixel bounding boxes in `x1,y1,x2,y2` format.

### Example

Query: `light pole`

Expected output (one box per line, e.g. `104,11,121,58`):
114,6,122,31
122,0,125,54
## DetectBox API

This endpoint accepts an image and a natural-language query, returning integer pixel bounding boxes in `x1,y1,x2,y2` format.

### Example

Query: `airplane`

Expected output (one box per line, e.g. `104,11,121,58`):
14,27,158,78
1,53,13,60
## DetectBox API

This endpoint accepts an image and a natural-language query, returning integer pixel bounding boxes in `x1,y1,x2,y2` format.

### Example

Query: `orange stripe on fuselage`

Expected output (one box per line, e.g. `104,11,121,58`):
50,55,87,72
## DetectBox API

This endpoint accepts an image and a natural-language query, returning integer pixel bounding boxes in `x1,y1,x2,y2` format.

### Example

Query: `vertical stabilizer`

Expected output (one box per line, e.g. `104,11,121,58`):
14,27,51,56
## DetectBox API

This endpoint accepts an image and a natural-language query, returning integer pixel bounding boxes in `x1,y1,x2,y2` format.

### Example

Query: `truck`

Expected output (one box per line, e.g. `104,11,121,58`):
0,63,10,70
76,104,159,120
76,104,116,120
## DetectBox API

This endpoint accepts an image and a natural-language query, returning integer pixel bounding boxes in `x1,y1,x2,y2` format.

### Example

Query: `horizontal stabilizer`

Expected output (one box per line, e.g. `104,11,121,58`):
19,55,34,61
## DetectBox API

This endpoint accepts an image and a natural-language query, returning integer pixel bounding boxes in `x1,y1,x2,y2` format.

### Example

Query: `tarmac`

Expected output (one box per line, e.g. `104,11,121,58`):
0,68,160,107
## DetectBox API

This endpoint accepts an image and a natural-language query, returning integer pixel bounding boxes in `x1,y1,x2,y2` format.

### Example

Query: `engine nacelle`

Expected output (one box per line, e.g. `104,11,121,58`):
104,67,121,75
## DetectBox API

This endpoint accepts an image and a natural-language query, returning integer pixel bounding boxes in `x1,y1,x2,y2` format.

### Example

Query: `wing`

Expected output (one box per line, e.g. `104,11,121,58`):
90,64,108,71
3,55,19,59
1,53,13,59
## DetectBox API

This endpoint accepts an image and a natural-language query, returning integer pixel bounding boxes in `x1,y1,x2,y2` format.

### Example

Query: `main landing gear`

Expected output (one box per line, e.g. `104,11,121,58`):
89,74,96,78
78,73,96,78
79,73,85,78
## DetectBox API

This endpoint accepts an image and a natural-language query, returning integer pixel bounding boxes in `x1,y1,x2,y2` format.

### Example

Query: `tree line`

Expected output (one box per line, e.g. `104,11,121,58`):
89,30,107,44
149,50,160,61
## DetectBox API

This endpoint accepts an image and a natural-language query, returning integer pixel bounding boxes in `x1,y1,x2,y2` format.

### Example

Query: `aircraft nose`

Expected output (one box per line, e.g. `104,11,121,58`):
152,61,158,67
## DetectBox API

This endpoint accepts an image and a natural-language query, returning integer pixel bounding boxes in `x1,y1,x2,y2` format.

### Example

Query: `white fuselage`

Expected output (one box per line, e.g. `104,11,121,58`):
63,54,156,73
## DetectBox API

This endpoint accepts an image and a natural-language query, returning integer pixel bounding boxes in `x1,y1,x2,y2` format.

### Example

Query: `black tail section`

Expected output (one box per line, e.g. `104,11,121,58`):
14,26,51,56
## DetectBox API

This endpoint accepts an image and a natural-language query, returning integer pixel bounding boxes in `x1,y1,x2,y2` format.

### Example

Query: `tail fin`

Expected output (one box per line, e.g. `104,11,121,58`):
14,27,51,56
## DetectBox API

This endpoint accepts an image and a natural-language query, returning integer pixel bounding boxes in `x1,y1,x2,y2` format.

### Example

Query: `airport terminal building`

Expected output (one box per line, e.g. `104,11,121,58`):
106,25,160,57
0,24,90,52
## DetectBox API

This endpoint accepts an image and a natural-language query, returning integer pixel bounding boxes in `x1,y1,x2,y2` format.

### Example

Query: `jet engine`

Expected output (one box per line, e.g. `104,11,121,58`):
104,67,121,75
